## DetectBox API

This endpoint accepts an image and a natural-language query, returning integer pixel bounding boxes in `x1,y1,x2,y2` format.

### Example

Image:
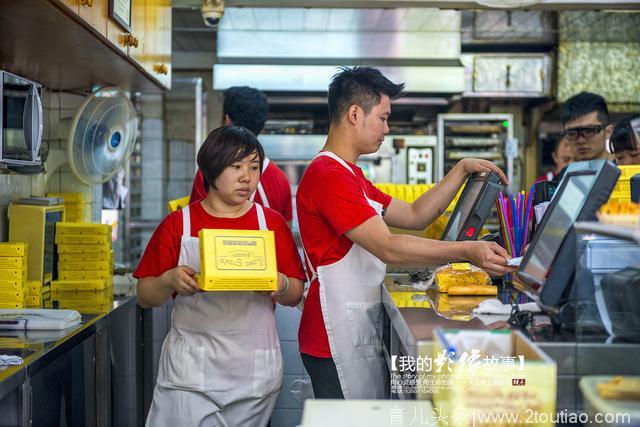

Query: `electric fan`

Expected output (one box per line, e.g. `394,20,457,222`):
67,88,138,185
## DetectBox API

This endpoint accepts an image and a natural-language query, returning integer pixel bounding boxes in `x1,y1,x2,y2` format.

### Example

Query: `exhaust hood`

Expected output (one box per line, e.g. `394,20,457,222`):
213,8,465,94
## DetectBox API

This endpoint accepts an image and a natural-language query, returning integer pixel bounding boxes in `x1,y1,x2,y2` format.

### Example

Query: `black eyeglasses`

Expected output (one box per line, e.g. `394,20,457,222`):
562,125,605,141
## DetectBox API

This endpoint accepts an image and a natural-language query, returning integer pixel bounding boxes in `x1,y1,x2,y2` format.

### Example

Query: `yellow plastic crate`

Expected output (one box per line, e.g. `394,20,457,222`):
51,279,112,291
0,289,25,301
58,270,112,281
0,256,27,269
198,228,278,291
25,296,42,308
51,289,113,304
56,222,111,236
26,280,42,296
374,183,463,211
57,244,111,254
0,243,27,257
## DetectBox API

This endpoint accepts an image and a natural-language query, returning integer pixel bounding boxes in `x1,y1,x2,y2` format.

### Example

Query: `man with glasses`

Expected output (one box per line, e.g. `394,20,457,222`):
560,91,613,162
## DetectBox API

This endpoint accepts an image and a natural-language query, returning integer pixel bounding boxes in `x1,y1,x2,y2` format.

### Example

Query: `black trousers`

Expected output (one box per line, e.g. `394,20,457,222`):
301,353,345,399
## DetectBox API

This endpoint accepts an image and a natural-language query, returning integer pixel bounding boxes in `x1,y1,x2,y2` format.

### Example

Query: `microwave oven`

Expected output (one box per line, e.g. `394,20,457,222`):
0,70,43,167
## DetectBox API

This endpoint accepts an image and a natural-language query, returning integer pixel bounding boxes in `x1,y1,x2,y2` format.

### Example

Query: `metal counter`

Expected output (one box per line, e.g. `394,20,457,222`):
0,282,141,427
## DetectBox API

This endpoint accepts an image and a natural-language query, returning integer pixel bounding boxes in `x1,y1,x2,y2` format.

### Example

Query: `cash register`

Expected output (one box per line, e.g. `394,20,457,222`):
441,171,502,241
515,159,620,327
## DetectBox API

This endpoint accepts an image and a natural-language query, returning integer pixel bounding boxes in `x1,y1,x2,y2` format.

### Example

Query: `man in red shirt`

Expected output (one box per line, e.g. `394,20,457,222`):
296,67,516,400
190,86,293,224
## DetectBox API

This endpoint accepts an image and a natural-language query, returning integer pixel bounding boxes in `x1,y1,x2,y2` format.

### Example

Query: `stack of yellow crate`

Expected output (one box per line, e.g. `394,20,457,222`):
25,280,43,308
0,243,28,309
51,223,113,313
46,192,86,222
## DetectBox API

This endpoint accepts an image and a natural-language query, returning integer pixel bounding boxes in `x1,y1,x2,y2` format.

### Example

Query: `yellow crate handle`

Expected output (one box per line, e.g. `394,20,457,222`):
168,196,190,213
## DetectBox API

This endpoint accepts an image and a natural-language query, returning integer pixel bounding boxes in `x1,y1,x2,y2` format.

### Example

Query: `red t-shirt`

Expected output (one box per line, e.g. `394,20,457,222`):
296,154,392,358
134,202,305,282
190,158,293,222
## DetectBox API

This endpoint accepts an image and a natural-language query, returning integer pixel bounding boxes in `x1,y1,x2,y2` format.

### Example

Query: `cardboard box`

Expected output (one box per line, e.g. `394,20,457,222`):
431,329,557,426
198,228,277,291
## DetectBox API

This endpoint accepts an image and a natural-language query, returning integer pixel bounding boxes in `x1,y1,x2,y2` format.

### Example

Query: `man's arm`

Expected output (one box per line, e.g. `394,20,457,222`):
345,215,515,277
383,159,508,230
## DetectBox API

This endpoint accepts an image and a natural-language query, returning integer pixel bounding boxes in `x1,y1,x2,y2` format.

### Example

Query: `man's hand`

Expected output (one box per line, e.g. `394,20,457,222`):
458,158,509,184
161,266,200,296
462,241,518,277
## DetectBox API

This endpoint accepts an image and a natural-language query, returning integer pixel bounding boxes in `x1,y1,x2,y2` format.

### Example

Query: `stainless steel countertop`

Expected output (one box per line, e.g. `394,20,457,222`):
0,282,137,398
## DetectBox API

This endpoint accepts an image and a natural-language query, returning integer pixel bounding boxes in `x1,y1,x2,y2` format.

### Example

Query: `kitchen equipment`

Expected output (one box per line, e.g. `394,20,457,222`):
67,88,138,185
0,70,43,171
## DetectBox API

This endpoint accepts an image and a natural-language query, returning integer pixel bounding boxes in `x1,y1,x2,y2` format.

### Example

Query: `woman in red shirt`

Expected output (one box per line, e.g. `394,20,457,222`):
135,126,306,427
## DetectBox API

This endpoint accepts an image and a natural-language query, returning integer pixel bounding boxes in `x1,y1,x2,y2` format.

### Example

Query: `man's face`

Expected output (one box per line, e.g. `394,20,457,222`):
563,111,610,161
356,94,391,155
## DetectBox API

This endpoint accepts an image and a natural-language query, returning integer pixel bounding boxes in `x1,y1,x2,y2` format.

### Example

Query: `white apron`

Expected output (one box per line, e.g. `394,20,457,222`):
146,203,283,427
302,151,389,400
250,157,271,208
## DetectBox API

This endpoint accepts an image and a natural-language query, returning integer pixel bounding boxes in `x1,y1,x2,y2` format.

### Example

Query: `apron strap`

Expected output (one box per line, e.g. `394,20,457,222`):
250,157,271,207
317,151,354,175
182,205,191,237
255,203,267,231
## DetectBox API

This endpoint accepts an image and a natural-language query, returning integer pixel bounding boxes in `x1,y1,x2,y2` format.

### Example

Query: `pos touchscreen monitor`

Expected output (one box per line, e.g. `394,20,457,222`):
441,171,502,241
516,160,620,308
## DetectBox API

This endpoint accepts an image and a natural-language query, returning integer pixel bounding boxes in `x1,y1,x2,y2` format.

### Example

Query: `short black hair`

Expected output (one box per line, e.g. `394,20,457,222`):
609,115,640,154
223,86,269,135
561,92,609,126
197,125,264,192
328,66,405,124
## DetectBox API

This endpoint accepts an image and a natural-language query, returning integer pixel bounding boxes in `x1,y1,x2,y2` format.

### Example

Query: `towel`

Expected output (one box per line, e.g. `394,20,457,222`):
473,299,541,315
0,355,23,366
0,309,81,330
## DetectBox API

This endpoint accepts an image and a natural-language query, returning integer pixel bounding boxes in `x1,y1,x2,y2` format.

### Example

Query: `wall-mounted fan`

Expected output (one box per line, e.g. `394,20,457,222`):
67,88,138,185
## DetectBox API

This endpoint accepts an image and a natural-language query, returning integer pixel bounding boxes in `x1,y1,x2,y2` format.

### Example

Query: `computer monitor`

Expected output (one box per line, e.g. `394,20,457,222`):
441,171,502,241
516,160,620,308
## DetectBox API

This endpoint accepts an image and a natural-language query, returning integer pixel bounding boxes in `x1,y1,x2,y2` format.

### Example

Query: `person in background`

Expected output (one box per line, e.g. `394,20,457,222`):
561,92,613,161
136,126,306,427
537,137,574,182
190,86,293,225
296,66,516,401
609,115,640,166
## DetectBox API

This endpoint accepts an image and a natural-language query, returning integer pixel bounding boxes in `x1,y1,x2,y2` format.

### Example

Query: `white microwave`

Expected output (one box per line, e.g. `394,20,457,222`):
0,70,43,167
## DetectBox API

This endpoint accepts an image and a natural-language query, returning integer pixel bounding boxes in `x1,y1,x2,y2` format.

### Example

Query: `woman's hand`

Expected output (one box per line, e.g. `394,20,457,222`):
462,241,518,277
161,265,200,296
271,273,290,298
458,158,509,184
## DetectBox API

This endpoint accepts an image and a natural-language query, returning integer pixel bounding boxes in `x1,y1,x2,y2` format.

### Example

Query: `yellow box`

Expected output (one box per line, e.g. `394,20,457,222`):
26,280,42,296
56,222,111,236
51,278,112,291
57,244,111,254
198,228,277,291
58,269,112,280
430,329,557,427
55,234,111,245
0,242,27,257
51,289,113,304
0,268,27,280
58,260,112,271
46,192,84,203
58,252,112,263
0,288,25,300
0,301,24,309
0,280,23,291
0,256,27,269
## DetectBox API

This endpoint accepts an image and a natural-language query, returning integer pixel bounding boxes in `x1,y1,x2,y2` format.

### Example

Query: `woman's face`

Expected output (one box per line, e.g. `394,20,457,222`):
615,149,640,166
212,151,261,205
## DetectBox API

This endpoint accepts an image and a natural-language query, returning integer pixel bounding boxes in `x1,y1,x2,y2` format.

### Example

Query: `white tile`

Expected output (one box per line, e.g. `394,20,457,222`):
276,305,302,342
281,342,305,375
275,375,307,410
271,408,303,427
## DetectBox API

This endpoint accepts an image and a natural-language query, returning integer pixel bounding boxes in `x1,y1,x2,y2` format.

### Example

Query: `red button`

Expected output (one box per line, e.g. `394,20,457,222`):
465,227,475,238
